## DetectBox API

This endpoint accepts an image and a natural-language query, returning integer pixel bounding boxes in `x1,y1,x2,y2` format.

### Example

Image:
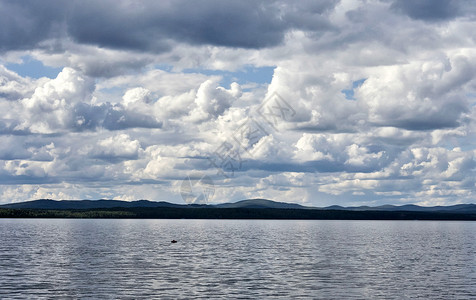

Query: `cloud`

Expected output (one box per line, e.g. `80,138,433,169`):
9,67,163,133
1,0,476,207
0,136,30,160
390,0,461,21
101,103,163,131
40,45,155,78
123,87,152,106
67,0,286,50
20,67,95,133
189,80,242,122
0,0,340,54
0,0,68,52
88,134,142,161
358,52,475,130
0,65,39,100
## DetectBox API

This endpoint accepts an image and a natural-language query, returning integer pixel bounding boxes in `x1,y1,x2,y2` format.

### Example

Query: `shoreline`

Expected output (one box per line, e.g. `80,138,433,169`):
1,207,476,221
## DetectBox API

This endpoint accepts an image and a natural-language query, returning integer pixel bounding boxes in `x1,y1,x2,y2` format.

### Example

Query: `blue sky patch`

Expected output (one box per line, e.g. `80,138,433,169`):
6,56,62,79
342,78,366,100
182,65,275,88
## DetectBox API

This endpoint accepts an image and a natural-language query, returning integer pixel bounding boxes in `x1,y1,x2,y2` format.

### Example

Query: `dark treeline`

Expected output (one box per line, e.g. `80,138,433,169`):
1,207,476,220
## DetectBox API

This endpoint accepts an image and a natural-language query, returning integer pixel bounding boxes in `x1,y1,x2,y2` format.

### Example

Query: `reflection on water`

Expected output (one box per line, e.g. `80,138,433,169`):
0,219,475,299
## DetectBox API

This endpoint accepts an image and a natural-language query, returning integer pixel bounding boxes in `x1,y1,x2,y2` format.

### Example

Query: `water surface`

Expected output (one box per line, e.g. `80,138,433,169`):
0,219,475,299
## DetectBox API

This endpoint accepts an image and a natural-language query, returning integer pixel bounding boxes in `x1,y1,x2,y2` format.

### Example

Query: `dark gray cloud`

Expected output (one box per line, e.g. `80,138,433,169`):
102,104,163,131
0,137,30,160
0,119,29,135
374,100,468,131
0,175,60,185
0,0,337,53
70,102,163,132
390,0,461,21
0,0,68,51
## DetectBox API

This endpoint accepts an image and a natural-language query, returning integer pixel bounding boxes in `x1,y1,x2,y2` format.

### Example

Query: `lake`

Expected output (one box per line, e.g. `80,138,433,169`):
0,219,475,299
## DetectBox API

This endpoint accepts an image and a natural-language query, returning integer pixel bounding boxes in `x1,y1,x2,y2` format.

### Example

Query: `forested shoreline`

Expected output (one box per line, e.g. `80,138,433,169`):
1,207,476,220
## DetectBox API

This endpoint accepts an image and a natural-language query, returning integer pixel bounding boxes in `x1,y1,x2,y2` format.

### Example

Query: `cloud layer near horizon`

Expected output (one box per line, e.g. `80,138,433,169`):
1,0,476,206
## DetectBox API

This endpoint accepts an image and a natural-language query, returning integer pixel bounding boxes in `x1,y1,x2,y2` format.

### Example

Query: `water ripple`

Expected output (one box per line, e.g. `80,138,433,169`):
0,219,475,299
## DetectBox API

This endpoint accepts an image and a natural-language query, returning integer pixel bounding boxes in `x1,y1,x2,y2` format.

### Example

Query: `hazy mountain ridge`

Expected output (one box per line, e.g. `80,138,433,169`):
323,203,476,213
1,199,476,214
215,199,309,209
0,199,184,210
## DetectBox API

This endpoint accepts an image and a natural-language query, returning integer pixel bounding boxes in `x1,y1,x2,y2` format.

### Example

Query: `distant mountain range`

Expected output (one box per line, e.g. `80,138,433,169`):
2,198,476,214
0,199,184,210
0,199,307,210
321,203,476,214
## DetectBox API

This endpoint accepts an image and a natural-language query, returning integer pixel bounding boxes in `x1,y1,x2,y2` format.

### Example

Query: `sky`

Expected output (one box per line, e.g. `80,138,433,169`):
1,0,476,206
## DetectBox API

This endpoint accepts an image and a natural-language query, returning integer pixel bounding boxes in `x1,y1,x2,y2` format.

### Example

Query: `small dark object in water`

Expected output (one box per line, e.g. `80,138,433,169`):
171,240,177,243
